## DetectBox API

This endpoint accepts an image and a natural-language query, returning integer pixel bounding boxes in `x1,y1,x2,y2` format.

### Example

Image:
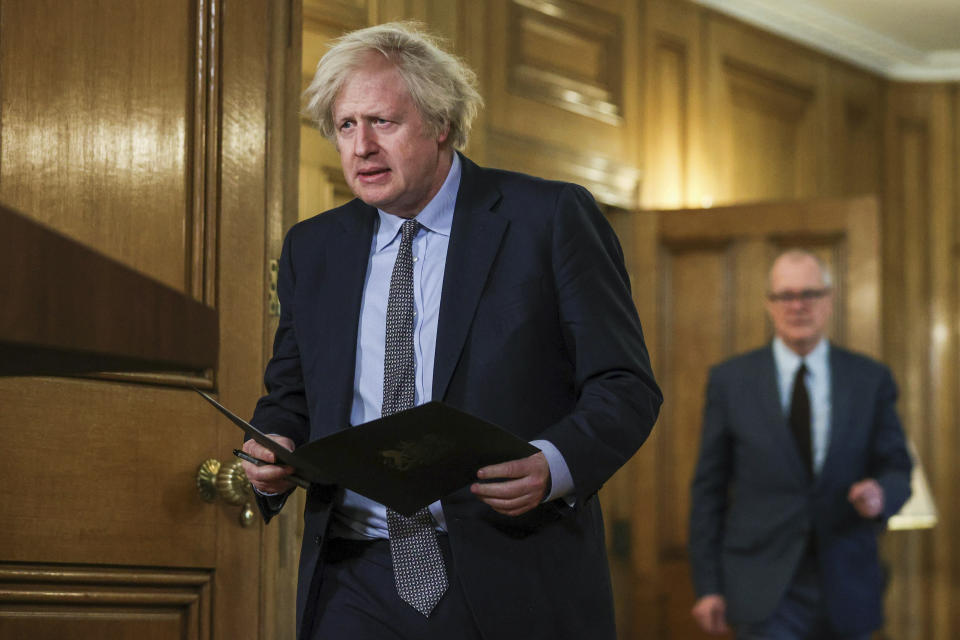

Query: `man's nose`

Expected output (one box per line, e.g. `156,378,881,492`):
353,123,377,157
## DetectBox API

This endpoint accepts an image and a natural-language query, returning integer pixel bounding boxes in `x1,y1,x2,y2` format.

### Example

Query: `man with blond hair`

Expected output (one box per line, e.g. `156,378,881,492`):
240,22,661,640
689,250,912,639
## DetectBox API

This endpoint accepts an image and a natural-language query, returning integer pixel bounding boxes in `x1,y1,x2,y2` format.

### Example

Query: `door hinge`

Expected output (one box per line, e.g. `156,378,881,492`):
268,259,281,317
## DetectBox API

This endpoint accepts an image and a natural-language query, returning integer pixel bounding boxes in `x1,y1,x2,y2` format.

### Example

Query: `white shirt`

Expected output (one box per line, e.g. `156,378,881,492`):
772,336,831,475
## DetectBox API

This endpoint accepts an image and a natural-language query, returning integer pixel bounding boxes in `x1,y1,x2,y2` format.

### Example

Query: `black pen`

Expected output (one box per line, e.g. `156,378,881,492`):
233,449,310,489
233,448,268,466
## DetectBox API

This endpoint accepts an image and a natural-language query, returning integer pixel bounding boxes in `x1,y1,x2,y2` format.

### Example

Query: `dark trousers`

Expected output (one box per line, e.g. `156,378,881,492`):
736,549,872,640
307,536,484,640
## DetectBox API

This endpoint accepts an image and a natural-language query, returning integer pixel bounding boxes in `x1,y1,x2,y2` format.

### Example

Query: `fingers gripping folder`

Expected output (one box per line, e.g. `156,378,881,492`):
194,389,538,516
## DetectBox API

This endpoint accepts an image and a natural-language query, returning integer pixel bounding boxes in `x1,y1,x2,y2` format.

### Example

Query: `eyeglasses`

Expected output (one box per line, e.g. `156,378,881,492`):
767,288,831,303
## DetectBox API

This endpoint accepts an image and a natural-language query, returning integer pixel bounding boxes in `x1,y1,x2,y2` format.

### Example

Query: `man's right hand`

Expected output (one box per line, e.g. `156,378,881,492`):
241,435,297,495
691,594,730,635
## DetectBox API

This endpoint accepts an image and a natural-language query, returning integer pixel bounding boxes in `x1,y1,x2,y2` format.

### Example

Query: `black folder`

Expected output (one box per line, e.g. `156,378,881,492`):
196,389,538,516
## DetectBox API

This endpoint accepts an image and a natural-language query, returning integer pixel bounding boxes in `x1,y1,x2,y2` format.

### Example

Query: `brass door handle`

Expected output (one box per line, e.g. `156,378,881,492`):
196,458,256,527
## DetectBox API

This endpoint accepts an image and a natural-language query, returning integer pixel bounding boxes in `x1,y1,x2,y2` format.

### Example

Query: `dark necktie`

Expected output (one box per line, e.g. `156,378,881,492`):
789,362,813,475
382,219,447,616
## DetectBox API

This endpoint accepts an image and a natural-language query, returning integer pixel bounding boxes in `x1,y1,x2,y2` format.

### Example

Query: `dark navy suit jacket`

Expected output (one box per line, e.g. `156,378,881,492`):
251,154,662,640
689,344,912,635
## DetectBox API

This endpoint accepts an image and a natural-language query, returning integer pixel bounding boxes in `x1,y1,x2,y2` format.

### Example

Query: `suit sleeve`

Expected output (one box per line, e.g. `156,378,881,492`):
869,367,912,520
248,229,313,520
688,367,732,597
536,183,662,505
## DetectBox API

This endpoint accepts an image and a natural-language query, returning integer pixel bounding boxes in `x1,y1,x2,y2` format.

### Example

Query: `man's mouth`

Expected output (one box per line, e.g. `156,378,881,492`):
357,167,390,180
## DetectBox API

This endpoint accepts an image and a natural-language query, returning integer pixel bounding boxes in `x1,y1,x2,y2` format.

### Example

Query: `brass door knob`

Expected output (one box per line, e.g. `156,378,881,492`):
196,458,256,527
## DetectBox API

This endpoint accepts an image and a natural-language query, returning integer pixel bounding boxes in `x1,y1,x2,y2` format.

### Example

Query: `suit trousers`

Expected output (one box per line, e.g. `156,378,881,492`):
735,548,872,640
307,535,484,640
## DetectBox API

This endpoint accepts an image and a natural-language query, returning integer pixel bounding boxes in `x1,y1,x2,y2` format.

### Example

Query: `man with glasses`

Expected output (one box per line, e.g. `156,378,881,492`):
688,249,912,639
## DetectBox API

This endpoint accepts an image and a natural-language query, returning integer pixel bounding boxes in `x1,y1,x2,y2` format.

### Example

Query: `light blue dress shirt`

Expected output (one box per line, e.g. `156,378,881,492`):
772,337,831,475
329,153,574,540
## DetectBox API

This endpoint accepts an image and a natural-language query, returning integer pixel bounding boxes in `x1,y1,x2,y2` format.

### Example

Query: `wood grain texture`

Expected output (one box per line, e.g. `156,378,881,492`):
881,82,959,640
0,204,217,375
213,1,274,638
0,1,272,639
509,0,623,124
486,0,641,167
641,0,702,209
0,379,219,567
703,16,827,205
0,0,200,294
0,565,211,640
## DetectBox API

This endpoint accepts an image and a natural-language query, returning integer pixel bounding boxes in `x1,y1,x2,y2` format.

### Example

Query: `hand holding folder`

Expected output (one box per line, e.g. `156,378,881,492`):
195,389,538,516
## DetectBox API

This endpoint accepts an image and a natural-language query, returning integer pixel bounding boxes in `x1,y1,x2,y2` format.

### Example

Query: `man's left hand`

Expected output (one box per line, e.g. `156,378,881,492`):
848,478,885,518
471,452,551,517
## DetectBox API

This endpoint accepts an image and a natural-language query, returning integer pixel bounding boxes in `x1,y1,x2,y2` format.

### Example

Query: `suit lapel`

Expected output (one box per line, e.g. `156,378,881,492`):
432,156,507,401
817,346,851,486
317,202,377,428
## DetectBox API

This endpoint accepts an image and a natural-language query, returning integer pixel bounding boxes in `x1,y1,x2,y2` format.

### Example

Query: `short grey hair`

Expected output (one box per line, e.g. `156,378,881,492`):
303,21,483,150
769,249,833,289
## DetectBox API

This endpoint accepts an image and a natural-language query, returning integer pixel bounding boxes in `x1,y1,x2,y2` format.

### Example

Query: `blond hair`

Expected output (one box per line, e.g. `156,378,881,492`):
303,22,483,149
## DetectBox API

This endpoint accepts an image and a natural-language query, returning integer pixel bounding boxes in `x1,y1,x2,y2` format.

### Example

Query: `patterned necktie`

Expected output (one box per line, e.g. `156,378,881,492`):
789,362,813,475
382,219,448,616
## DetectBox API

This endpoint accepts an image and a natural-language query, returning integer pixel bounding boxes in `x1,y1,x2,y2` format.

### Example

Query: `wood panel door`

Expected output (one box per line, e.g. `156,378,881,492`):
0,1,292,638
480,0,643,211
625,196,881,639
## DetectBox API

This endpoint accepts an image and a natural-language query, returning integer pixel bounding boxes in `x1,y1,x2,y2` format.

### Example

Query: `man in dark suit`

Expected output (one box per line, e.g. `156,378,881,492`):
239,22,661,640
689,250,912,639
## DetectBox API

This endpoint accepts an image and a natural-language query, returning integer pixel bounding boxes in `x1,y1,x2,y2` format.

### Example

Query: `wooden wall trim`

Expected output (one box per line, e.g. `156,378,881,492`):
0,564,212,639
508,0,623,124
486,129,642,209
193,0,222,306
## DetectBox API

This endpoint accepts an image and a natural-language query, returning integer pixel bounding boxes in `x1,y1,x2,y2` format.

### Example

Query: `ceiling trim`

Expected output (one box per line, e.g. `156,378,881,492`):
693,0,960,82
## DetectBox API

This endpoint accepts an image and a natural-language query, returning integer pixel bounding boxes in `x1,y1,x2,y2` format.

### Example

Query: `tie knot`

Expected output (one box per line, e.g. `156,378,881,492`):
797,362,808,377
400,219,420,245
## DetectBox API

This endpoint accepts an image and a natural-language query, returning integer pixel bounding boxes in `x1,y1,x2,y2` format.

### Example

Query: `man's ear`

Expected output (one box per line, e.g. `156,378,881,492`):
437,123,451,145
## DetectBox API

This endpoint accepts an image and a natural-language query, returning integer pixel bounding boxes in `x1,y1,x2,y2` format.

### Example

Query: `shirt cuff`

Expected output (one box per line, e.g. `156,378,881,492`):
531,439,575,506
253,485,282,497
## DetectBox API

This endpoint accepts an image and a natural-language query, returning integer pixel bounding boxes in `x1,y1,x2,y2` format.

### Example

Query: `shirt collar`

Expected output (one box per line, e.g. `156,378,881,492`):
773,335,830,378
373,152,460,252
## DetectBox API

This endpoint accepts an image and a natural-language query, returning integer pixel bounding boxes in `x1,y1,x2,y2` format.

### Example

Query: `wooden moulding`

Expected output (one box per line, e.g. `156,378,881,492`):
0,203,218,376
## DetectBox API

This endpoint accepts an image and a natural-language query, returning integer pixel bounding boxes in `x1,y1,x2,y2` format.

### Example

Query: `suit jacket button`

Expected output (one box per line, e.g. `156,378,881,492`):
314,535,323,546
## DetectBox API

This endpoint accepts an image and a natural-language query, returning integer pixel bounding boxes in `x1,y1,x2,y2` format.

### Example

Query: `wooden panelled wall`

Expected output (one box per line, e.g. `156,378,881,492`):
881,83,959,640
289,1,960,639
